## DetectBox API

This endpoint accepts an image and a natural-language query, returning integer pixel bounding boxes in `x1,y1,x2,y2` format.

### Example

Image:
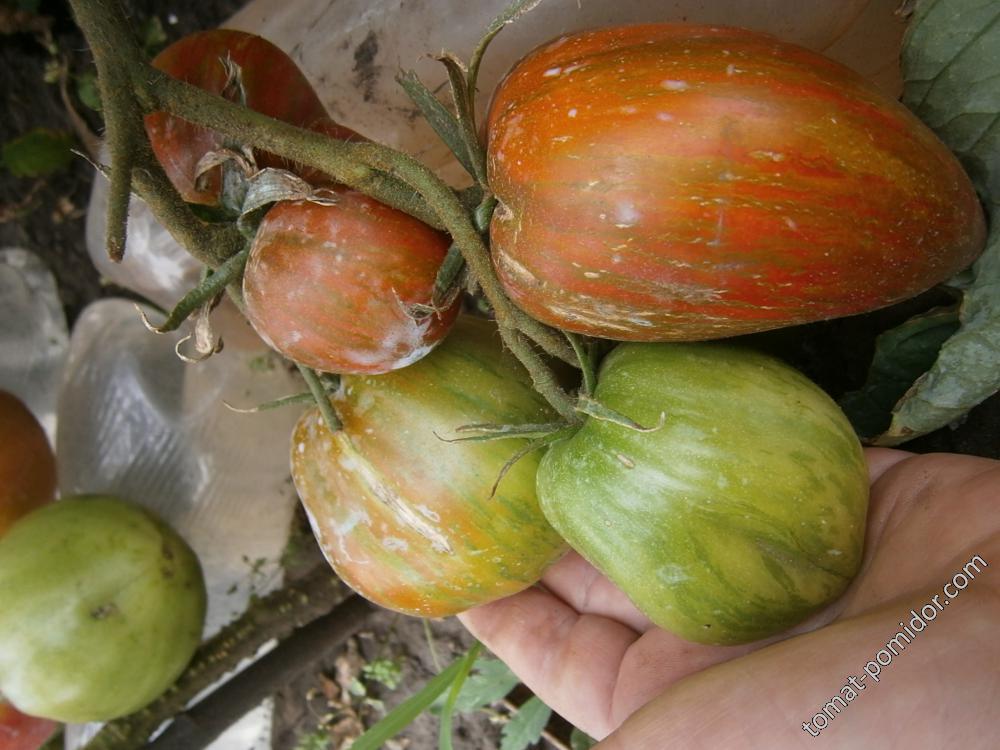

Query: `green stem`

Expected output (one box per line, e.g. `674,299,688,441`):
298,364,343,433
131,153,246,269
565,332,597,396
75,0,143,262
69,0,578,421
347,141,578,420
144,70,443,230
143,246,249,333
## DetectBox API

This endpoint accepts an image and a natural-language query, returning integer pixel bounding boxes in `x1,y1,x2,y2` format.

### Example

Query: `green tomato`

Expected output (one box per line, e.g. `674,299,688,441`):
0,495,206,722
537,342,868,645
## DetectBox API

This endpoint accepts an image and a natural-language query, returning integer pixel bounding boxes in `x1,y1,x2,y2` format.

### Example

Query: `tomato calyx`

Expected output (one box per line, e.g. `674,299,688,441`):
574,396,667,433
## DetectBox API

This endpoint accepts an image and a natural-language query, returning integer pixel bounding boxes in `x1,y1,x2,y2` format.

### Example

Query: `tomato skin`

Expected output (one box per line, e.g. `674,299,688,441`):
0,700,57,750
487,24,985,341
0,496,206,722
536,342,868,645
243,189,457,374
290,316,567,617
145,30,362,204
0,391,55,536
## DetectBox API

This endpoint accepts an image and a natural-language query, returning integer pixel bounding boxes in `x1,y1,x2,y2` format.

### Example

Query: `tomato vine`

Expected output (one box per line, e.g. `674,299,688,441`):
68,0,582,423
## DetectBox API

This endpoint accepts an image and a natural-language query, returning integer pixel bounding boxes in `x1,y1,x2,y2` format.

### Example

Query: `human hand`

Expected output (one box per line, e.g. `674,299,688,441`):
459,449,1000,747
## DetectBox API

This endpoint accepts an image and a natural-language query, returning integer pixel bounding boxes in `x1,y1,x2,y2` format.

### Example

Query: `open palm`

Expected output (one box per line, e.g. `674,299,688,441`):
460,449,1000,747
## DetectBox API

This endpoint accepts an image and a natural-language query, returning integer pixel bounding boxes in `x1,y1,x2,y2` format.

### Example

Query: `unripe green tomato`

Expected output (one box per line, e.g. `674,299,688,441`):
0,495,206,722
537,342,869,645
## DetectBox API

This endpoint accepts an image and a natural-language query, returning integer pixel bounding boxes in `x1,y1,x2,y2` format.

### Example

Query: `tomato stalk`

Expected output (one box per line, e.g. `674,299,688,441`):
297,364,343,433
564,332,597,397
137,246,250,334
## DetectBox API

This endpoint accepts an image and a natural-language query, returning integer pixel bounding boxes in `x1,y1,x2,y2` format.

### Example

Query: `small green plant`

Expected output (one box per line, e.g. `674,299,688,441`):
361,658,404,691
292,727,332,750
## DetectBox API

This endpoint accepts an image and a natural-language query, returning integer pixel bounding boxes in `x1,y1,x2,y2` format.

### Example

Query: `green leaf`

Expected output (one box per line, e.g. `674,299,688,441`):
453,658,521,712
570,727,598,750
840,307,960,440
1,128,75,177
438,643,481,750
348,646,478,750
436,53,488,185
469,0,544,93
75,70,102,111
876,0,1000,445
500,696,551,750
397,69,478,179
363,657,404,690
138,15,168,55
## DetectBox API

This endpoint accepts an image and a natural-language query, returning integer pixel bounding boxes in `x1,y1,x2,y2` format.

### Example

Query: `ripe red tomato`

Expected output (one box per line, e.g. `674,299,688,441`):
0,391,55,537
145,29,362,205
0,700,57,750
290,316,567,617
243,188,458,374
487,25,986,341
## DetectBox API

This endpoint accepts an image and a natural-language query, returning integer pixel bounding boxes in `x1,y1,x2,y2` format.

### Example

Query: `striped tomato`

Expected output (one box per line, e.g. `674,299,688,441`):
487,24,985,341
290,316,567,616
536,342,869,645
243,189,457,374
146,29,362,205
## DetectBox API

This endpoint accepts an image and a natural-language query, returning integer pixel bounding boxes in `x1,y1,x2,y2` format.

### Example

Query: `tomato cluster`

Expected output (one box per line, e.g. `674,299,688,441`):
141,25,986,646
147,29,459,375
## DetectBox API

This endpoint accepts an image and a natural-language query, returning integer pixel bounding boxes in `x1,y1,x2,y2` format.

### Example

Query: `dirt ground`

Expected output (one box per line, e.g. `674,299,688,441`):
1,1,997,750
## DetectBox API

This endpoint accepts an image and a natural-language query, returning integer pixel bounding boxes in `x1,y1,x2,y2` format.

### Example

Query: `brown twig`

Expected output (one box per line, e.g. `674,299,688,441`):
146,596,375,750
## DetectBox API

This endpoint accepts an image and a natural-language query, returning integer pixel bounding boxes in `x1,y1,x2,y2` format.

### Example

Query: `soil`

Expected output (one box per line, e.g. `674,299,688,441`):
1,2,996,750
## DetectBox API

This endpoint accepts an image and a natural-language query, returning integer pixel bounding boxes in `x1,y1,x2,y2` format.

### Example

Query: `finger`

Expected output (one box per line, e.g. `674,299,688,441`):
863,447,912,484
459,586,639,739
459,584,762,739
599,563,1000,749
539,551,654,632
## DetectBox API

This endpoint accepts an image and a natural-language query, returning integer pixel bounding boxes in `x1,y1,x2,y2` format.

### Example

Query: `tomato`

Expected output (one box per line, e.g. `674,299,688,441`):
0,391,55,536
290,316,567,616
487,24,985,341
145,30,363,205
536,342,868,645
0,700,57,750
243,188,458,374
0,496,206,722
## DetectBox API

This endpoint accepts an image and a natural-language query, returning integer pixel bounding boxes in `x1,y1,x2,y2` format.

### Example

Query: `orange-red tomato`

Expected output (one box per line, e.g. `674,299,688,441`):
0,391,55,537
0,700,57,750
487,24,985,341
243,189,458,374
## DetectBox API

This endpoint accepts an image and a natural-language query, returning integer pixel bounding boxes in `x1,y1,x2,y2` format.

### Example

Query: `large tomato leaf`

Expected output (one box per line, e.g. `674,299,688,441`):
871,0,1000,445
840,307,959,440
